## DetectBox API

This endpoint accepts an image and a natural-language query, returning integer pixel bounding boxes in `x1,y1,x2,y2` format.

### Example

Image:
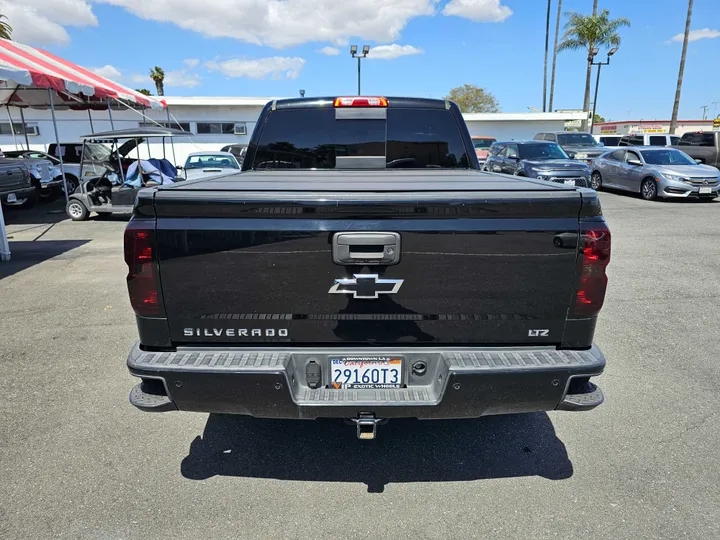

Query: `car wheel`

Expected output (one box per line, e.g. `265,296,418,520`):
590,171,603,191
61,175,79,195
66,199,89,221
641,178,658,201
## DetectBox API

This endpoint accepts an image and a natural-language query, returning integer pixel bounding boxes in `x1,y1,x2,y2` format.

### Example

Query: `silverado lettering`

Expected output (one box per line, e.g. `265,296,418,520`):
124,95,611,439
183,328,289,338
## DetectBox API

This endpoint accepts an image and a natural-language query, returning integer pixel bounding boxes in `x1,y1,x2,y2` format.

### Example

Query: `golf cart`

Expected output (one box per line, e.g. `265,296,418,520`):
65,127,187,221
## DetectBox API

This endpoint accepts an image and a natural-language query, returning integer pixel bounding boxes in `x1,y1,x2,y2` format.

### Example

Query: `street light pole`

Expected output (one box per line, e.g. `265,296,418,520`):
350,45,370,95
589,47,618,134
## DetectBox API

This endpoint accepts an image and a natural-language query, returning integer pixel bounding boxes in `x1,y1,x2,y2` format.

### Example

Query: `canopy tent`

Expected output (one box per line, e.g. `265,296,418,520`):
0,38,165,110
0,38,167,262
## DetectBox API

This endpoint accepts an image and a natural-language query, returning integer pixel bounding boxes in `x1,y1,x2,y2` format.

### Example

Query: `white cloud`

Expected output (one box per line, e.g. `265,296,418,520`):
88,65,123,80
442,0,512,22
93,0,436,48
183,58,200,68
205,57,306,80
669,28,720,43
129,69,201,88
318,46,341,56
164,69,201,88
367,44,423,60
0,0,98,46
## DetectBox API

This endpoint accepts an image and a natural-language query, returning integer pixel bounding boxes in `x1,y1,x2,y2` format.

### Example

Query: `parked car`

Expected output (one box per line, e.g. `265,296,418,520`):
471,136,496,166
590,147,719,200
179,151,241,180
124,95,610,440
0,159,37,208
534,131,606,164
484,140,590,187
618,134,680,147
595,135,622,147
48,142,135,181
220,144,248,164
672,131,720,169
4,150,69,198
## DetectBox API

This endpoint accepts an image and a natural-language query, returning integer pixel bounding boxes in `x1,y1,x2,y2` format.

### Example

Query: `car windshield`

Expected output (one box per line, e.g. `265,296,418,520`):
83,143,113,162
518,143,569,160
185,154,239,169
639,149,696,166
473,139,495,149
557,133,599,146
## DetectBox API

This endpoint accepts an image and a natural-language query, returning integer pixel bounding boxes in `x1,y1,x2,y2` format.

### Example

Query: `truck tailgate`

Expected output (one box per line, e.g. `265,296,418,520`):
152,172,584,346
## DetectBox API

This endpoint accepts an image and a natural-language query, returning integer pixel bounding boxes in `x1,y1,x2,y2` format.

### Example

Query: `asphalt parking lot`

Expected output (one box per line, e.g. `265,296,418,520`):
1,192,719,540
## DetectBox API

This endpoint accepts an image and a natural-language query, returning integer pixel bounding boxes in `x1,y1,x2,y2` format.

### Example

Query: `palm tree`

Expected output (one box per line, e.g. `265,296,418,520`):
149,66,165,96
559,8,630,131
548,0,563,112
0,15,12,40
543,0,551,111
670,0,693,134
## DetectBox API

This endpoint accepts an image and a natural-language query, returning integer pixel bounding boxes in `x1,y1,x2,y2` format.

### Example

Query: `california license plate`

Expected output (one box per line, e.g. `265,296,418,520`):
699,187,712,194
330,356,403,389
6,193,17,203
564,179,576,185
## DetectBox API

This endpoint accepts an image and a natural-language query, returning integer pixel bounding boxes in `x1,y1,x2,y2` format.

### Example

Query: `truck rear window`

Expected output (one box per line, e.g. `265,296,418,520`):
251,108,471,169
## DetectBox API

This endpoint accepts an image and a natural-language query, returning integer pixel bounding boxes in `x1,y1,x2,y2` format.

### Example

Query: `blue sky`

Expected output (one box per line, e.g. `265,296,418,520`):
7,0,720,120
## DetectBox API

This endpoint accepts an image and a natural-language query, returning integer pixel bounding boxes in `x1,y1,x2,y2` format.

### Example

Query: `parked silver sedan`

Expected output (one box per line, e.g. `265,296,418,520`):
590,147,720,201
179,151,241,180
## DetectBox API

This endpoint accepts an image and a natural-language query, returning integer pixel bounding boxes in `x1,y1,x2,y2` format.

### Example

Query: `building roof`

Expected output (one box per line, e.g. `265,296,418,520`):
595,119,713,126
462,112,589,121
163,96,285,107
161,97,592,122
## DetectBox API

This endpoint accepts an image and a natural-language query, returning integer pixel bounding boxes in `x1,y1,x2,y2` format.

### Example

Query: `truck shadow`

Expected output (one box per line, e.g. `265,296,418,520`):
181,413,573,492
0,239,90,280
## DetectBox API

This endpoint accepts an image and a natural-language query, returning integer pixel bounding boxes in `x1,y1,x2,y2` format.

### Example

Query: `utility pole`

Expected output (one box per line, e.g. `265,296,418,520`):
542,0,551,111
700,105,709,120
670,0,694,134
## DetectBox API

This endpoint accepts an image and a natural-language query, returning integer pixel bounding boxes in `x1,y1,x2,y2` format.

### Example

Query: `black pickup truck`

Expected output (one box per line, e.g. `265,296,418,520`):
124,96,611,439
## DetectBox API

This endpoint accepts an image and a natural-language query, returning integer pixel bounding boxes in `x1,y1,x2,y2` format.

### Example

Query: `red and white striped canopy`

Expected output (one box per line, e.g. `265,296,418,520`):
0,38,166,110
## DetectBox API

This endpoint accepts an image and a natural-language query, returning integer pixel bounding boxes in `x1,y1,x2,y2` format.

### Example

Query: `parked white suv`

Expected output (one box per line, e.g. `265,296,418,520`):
619,134,680,147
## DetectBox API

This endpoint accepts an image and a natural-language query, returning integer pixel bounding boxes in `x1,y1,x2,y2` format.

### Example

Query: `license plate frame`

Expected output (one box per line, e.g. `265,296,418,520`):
329,356,404,390
6,193,17,203
699,186,712,194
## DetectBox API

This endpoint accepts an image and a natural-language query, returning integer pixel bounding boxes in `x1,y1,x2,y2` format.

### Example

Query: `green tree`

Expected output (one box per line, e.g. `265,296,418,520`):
444,84,499,113
149,66,165,96
135,88,153,96
670,0,693,134
559,8,630,130
593,113,605,124
0,14,13,40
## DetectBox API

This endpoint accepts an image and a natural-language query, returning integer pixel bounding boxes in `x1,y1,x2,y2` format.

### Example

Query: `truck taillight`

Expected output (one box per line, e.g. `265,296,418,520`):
124,228,162,317
570,225,611,318
334,96,388,107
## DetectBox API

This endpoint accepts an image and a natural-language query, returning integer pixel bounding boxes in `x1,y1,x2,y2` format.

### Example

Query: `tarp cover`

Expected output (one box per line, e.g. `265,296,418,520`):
0,38,165,110
124,159,177,187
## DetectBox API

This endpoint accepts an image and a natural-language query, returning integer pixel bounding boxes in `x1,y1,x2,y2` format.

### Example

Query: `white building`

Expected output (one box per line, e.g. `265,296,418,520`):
1,97,588,166
593,119,716,137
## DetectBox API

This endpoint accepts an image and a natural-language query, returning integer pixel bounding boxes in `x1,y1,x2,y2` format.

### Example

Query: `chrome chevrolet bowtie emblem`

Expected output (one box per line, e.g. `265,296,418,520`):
329,274,403,299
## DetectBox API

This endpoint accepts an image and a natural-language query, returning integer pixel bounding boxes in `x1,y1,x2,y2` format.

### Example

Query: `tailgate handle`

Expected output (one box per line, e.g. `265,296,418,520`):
332,232,401,265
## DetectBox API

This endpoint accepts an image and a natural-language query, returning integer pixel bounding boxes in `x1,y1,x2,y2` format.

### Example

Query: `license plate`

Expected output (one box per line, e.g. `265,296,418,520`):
564,179,576,185
330,356,403,389
699,186,712,194
6,193,17,203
